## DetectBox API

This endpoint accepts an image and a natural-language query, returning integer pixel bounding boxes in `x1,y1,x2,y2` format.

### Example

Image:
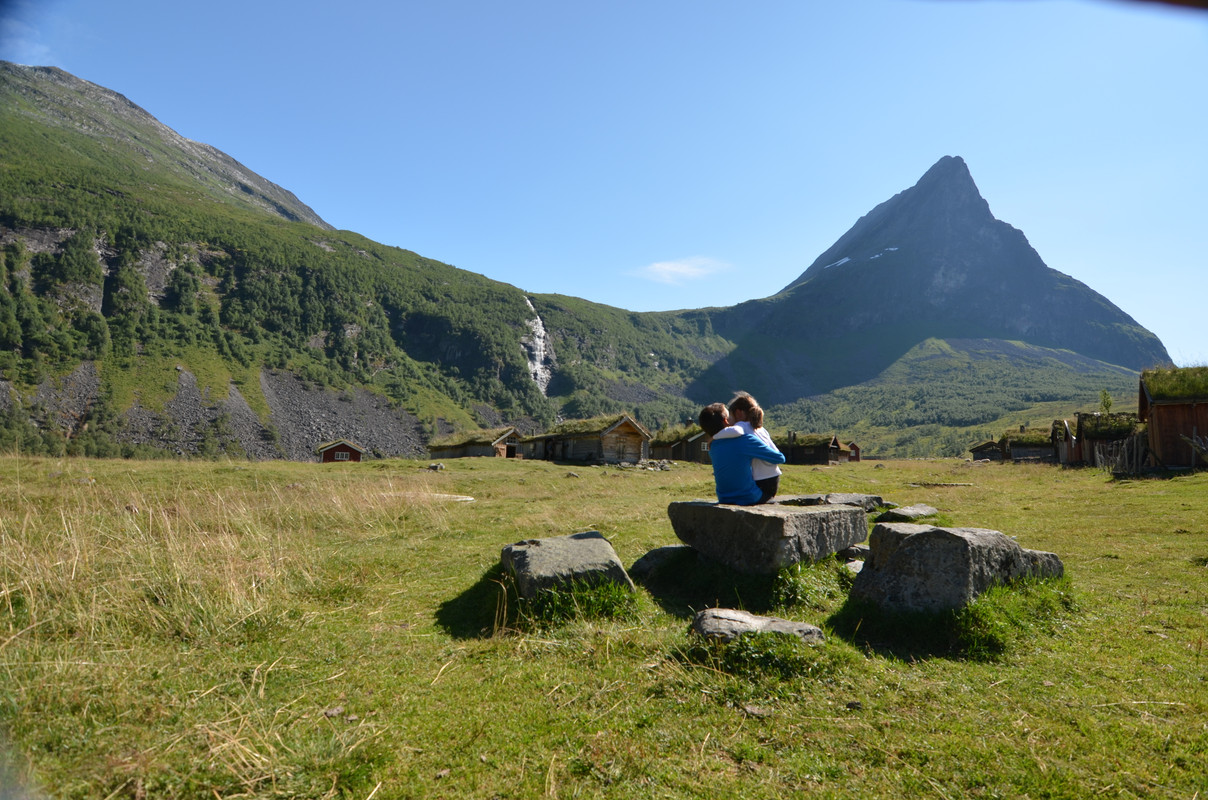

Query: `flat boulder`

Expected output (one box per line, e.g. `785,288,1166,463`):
691,608,824,644
851,523,1064,613
874,504,939,522
500,531,635,599
667,500,867,575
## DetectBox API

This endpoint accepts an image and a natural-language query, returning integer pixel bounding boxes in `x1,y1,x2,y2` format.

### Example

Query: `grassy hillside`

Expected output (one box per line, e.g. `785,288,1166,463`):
768,338,1140,457
1,455,1205,797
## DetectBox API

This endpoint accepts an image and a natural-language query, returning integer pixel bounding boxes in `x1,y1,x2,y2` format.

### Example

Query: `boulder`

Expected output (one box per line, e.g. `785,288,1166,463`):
851,523,1064,613
874,504,939,522
500,531,635,599
667,500,867,575
691,608,824,644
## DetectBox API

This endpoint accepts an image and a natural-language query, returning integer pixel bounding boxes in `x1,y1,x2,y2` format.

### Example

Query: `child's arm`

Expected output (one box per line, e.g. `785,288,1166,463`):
710,424,744,440
741,433,786,464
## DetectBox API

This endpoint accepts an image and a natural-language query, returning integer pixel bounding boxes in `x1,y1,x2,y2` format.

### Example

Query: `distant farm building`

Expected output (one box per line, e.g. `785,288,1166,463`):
650,425,710,463
316,439,366,463
968,440,1002,461
428,427,520,459
846,441,861,462
998,427,1055,462
523,413,652,464
1139,366,1208,470
782,433,844,465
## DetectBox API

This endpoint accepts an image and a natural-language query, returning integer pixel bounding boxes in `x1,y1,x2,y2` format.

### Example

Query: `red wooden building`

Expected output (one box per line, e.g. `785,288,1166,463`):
315,439,367,463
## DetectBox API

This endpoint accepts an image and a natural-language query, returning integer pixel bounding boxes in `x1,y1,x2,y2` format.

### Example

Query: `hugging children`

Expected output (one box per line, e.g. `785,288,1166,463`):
697,393,784,505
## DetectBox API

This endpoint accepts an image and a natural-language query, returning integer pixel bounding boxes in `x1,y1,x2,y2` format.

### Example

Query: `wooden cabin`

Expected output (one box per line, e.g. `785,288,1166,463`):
969,439,1003,461
315,439,367,463
522,413,652,464
428,427,520,460
999,427,1056,462
650,425,710,463
783,432,843,465
1139,367,1208,470
846,442,861,462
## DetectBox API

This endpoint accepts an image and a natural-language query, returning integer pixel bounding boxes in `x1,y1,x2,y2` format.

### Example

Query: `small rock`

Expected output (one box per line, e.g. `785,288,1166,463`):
323,706,344,718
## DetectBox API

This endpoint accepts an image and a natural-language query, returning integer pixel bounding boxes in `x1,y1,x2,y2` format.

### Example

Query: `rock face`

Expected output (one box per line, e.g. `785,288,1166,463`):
667,500,868,575
851,522,1064,613
692,608,824,644
500,531,635,599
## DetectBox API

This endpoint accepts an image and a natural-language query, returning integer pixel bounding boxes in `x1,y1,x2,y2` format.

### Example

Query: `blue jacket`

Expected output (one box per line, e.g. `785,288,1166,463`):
709,432,786,505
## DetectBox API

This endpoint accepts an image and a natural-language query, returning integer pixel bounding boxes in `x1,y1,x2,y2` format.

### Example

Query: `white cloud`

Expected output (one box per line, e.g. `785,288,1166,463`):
633,256,729,286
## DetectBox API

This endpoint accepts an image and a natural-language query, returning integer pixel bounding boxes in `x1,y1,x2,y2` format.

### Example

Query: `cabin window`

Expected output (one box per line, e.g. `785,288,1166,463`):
700,442,709,452
334,451,350,461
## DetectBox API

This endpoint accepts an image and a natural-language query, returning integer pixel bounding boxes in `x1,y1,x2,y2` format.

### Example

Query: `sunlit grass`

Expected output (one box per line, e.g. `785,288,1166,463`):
1,455,1206,798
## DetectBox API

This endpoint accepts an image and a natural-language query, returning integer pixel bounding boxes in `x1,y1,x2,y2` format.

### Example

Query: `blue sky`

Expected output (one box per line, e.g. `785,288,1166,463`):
3,0,1206,365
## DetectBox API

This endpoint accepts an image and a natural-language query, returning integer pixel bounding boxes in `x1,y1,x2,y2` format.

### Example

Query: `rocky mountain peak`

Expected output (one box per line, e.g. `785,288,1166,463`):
786,155,995,291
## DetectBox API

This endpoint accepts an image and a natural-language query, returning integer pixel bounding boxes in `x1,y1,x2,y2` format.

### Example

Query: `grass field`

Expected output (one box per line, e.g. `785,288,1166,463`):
1,455,1206,799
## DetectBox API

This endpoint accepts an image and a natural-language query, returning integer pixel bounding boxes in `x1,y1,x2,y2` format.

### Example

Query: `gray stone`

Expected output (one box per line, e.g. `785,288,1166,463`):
500,531,635,599
691,608,824,644
874,504,939,522
851,523,1065,613
667,501,867,575
836,543,871,561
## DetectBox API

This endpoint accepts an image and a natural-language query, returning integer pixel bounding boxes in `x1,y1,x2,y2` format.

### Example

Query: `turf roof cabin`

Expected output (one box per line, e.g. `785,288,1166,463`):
522,413,652,464
649,424,711,463
1139,366,1208,470
315,439,367,463
428,427,520,459
781,432,847,465
998,427,1055,462
969,440,1003,461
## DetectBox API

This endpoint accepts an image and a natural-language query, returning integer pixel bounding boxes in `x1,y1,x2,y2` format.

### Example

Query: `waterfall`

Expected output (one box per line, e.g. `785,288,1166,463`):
520,297,553,395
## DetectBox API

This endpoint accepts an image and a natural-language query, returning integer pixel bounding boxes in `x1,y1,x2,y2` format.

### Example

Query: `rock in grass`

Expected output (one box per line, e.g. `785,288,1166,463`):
851,522,1064,613
874,504,939,522
667,500,867,575
500,531,635,599
691,608,824,644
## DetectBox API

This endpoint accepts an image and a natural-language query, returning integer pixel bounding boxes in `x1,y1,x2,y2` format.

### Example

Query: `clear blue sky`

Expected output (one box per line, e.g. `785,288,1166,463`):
3,0,1205,366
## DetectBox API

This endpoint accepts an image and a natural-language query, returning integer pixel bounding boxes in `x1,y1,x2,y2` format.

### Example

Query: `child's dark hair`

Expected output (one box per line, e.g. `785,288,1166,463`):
698,403,728,436
728,392,764,429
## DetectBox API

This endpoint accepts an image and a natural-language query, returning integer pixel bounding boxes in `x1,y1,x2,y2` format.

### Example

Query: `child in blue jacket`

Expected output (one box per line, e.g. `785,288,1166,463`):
698,402,785,505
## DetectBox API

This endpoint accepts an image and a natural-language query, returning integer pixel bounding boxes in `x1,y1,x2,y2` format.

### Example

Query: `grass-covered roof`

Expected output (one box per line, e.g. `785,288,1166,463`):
785,433,839,448
1141,366,1208,402
651,423,702,446
1076,412,1141,440
428,427,515,448
999,428,1051,447
528,413,650,439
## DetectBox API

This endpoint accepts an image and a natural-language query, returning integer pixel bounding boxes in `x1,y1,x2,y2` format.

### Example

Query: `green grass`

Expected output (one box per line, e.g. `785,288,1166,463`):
1,455,1206,798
